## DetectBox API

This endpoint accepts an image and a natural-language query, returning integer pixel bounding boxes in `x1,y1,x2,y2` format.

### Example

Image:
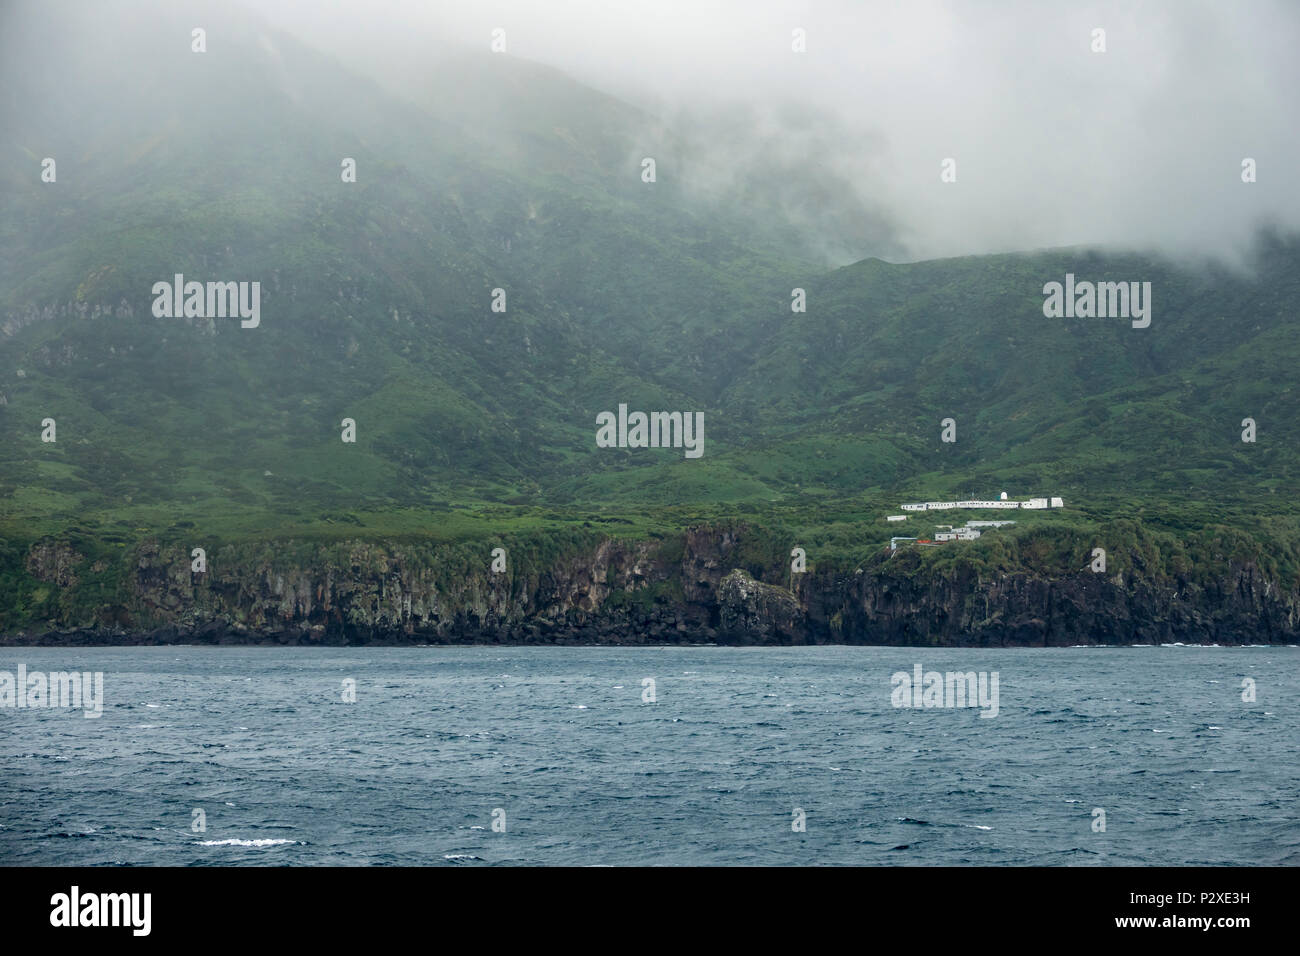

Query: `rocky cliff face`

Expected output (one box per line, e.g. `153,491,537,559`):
5,524,1298,646
802,559,1300,646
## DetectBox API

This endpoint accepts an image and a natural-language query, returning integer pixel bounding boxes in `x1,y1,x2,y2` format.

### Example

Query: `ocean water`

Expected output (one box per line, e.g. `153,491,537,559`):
1,645,1295,866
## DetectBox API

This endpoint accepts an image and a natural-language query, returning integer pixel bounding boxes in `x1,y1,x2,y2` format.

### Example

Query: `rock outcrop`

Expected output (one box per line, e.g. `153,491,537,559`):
2,524,1297,646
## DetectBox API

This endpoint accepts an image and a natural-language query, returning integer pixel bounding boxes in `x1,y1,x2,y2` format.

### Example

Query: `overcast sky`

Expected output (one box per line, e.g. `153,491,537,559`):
250,0,1299,266
16,0,1297,266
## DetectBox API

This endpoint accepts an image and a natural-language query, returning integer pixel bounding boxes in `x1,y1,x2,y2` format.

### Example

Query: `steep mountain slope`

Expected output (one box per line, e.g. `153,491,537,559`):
714,237,1300,504
0,0,808,536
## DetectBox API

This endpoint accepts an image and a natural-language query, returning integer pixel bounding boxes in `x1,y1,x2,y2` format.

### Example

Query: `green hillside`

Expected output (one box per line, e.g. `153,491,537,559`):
2,0,1299,637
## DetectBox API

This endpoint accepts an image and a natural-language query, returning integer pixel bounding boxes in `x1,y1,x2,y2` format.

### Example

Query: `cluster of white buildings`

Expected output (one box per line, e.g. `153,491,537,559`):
885,497,1046,550
887,493,1062,522
890,518,1019,550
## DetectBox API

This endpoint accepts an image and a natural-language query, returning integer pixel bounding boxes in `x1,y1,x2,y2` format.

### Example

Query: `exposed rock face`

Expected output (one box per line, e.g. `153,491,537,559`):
717,570,804,644
804,563,1300,647
25,541,85,589
3,525,1298,646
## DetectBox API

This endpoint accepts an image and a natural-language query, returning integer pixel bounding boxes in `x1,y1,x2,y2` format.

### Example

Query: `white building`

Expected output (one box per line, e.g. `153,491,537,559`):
886,515,907,522
968,520,1016,528
898,495,1063,513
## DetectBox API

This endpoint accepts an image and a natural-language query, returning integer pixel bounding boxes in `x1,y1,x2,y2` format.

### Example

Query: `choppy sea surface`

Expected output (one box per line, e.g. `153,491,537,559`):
1,646,1295,866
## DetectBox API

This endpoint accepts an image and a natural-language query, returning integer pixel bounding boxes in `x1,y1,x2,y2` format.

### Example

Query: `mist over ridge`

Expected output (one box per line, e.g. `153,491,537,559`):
248,0,1300,267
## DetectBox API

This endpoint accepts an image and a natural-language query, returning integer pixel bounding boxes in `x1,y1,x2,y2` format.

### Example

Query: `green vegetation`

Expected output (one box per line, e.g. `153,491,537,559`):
1,2,1297,632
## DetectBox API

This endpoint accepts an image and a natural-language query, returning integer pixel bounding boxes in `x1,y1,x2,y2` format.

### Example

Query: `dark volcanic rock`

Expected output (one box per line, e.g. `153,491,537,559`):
3,525,1298,646
717,569,805,644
